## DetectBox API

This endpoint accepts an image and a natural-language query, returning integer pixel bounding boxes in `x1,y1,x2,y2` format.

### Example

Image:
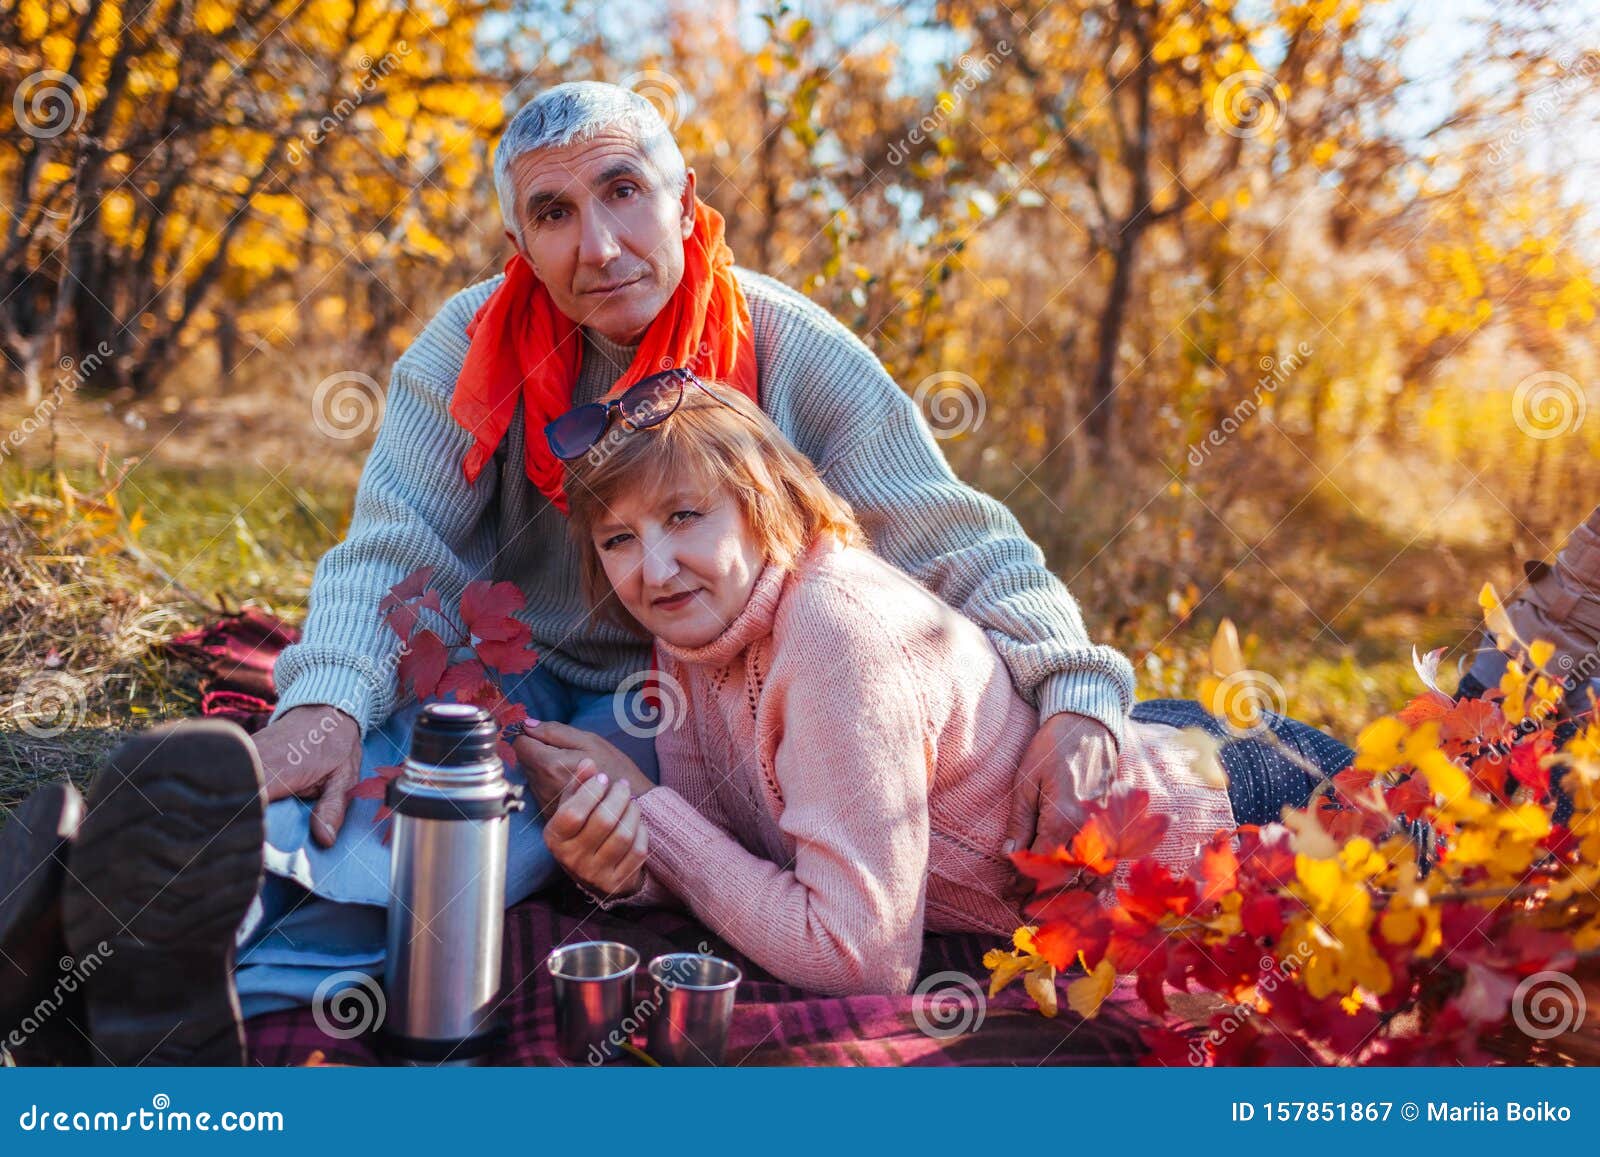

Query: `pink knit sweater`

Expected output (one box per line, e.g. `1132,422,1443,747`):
602,534,1235,996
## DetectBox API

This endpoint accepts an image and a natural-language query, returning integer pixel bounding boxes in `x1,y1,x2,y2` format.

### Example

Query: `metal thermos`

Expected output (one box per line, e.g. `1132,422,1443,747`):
382,702,525,1064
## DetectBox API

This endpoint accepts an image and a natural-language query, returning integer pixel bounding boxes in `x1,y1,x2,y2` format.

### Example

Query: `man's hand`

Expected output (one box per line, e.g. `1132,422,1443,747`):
250,704,362,849
1004,711,1120,859
512,721,654,816
544,760,650,898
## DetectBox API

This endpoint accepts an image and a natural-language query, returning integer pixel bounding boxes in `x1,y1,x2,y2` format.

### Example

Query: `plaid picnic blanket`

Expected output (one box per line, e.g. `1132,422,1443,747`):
244,880,1161,1067
166,612,1174,1065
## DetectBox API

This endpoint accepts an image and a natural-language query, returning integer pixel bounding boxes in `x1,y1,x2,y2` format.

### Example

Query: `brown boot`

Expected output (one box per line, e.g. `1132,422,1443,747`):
0,782,93,1065
1466,505,1600,719
61,719,267,1066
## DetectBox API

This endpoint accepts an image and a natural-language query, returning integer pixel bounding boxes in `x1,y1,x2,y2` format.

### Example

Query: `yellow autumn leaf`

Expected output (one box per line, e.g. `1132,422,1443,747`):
1066,959,1116,1019
1023,963,1060,1017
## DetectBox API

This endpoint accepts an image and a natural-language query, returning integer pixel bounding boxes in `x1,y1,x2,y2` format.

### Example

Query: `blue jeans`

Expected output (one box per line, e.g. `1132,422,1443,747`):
1129,698,1354,825
231,665,659,1018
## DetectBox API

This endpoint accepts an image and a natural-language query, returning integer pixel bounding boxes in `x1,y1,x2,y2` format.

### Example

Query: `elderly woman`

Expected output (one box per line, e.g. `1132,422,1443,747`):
512,374,1346,995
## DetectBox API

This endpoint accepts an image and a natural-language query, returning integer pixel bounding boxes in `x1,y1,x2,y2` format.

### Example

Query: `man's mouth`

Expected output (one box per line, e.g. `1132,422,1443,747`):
651,588,701,610
585,273,645,295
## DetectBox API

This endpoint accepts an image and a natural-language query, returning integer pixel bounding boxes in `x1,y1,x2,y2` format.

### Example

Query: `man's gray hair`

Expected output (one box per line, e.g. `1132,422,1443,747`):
493,81,689,232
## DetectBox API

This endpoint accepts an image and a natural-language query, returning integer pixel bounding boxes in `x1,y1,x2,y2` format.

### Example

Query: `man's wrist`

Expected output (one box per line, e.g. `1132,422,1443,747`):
1038,671,1129,749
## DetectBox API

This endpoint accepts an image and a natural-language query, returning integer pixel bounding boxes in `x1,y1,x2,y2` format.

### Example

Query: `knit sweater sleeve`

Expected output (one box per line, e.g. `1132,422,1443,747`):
267,281,501,738
636,582,933,996
741,269,1136,745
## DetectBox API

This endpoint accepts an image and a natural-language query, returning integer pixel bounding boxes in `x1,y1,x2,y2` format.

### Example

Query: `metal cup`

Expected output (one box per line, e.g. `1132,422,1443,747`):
644,953,742,1066
546,941,640,1064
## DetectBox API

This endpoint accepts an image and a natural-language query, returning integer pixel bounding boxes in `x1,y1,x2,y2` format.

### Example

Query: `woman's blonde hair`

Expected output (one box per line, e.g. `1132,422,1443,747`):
564,379,867,636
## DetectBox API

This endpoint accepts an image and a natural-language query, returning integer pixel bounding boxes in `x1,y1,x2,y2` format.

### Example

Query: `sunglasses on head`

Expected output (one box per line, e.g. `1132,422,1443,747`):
544,367,742,460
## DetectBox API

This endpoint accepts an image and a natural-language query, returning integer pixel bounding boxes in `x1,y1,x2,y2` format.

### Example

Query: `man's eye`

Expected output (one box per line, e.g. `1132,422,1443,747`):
614,184,637,199
537,207,566,223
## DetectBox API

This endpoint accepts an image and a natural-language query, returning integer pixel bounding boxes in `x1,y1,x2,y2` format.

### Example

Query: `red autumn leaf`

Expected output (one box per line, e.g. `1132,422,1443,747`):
1135,956,1170,1018
398,629,448,698
386,566,436,605
1508,732,1554,798
452,679,531,733
437,658,487,699
1117,858,1197,922
476,621,539,675
460,580,527,642
1384,772,1434,821
1395,690,1454,729
1011,847,1090,893
1195,832,1240,904
346,764,404,833
1093,787,1169,861
1318,797,1389,843
1138,1025,1195,1065
1027,891,1112,970
1438,697,1504,758
1240,893,1287,940
1063,819,1118,875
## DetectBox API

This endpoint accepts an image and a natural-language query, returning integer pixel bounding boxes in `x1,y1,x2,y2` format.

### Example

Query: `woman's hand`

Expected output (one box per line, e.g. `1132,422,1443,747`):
512,721,655,816
544,760,650,898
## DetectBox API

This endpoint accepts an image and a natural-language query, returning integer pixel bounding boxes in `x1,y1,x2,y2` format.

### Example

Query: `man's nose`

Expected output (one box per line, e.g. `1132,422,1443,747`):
578,207,622,267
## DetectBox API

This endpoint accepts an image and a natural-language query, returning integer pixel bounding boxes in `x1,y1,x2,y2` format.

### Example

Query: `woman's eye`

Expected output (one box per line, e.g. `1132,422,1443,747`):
668,510,701,525
600,532,633,550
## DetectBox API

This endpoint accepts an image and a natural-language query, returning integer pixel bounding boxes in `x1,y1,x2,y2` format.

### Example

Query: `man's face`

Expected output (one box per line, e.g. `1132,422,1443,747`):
503,128,696,347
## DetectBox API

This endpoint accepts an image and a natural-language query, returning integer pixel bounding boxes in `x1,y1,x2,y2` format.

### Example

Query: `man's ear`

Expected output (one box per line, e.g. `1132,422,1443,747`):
505,228,532,266
678,167,697,238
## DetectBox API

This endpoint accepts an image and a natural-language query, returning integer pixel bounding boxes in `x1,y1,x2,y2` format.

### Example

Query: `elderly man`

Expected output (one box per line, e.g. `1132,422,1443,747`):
240,80,1136,1018
0,82,1135,1064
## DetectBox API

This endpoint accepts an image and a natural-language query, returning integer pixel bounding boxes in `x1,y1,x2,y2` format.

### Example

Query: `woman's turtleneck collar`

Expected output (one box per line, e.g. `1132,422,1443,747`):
653,535,840,669
654,557,788,669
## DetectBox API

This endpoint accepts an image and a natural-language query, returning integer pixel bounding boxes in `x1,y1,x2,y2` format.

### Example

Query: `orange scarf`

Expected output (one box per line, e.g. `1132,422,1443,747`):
450,199,758,514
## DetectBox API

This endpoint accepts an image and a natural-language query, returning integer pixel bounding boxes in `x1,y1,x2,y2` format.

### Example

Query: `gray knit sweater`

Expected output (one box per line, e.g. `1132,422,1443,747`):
268,267,1137,744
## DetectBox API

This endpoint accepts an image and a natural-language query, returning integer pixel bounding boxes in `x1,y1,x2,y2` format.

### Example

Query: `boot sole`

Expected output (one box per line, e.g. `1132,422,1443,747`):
61,720,266,1066
0,783,85,1047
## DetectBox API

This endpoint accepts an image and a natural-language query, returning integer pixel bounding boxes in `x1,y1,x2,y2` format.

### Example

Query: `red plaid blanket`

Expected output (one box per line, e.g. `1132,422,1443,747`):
165,612,1180,1065
245,880,1162,1066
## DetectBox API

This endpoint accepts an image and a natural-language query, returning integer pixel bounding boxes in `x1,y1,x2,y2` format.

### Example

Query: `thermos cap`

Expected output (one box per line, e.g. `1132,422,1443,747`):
408,702,500,767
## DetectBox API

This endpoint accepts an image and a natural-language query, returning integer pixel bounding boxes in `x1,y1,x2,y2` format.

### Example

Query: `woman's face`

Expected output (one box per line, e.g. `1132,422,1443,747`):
590,482,765,648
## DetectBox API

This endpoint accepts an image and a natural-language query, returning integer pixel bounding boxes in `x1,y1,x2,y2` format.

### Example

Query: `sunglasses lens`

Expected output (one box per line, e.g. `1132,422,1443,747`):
619,372,685,430
546,405,609,459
